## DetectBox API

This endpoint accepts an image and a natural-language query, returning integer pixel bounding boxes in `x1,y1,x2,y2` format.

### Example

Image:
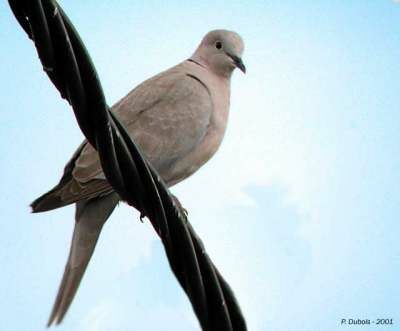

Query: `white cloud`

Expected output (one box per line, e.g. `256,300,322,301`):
81,300,122,331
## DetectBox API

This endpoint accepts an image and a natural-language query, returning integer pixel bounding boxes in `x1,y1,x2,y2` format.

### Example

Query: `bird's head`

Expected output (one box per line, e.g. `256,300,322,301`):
192,29,245,78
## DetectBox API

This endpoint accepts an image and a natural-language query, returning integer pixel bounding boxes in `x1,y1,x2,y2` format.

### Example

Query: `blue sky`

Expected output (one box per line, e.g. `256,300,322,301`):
1,1,400,330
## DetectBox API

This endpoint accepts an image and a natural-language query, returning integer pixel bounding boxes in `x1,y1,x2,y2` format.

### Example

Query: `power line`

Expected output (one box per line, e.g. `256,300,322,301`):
8,1,247,330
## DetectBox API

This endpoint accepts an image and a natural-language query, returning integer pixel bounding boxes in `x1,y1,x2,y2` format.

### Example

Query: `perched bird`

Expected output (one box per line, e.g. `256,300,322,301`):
32,29,245,326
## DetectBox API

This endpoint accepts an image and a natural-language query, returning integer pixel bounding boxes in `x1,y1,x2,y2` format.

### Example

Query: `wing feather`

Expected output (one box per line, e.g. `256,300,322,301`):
62,66,212,203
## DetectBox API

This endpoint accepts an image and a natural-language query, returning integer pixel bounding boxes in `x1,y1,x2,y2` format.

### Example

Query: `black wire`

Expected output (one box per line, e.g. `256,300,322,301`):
7,1,247,330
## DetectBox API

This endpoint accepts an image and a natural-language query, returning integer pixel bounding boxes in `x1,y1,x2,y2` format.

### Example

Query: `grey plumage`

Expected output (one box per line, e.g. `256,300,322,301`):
33,29,245,326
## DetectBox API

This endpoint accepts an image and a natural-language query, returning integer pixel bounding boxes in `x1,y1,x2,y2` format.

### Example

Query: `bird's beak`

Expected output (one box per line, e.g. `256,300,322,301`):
228,54,246,74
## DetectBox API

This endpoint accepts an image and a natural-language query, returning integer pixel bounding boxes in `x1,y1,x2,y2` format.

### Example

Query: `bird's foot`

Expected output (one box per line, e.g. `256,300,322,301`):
171,195,188,217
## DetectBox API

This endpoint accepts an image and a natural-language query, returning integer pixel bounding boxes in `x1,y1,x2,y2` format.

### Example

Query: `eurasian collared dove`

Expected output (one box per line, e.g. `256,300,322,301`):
32,29,245,326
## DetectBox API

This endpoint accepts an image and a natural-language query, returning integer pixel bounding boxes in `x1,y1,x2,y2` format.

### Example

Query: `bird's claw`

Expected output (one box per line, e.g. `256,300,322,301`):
171,195,188,217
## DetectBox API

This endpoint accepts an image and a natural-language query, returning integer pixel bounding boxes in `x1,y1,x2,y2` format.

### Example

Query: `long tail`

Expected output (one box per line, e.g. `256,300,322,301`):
47,192,119,326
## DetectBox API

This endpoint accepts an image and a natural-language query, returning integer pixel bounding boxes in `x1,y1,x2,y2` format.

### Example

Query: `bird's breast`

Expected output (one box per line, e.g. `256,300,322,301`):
164,64,231,186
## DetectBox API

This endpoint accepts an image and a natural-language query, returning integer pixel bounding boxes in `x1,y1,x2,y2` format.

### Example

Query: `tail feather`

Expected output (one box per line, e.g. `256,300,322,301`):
47,193,119,326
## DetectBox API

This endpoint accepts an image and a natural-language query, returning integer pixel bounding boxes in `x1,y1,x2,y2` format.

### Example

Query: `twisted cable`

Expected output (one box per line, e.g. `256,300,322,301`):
8,1,247,330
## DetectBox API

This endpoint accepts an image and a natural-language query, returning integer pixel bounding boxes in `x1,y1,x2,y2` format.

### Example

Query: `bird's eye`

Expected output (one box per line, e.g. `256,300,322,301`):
215,41,222,49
